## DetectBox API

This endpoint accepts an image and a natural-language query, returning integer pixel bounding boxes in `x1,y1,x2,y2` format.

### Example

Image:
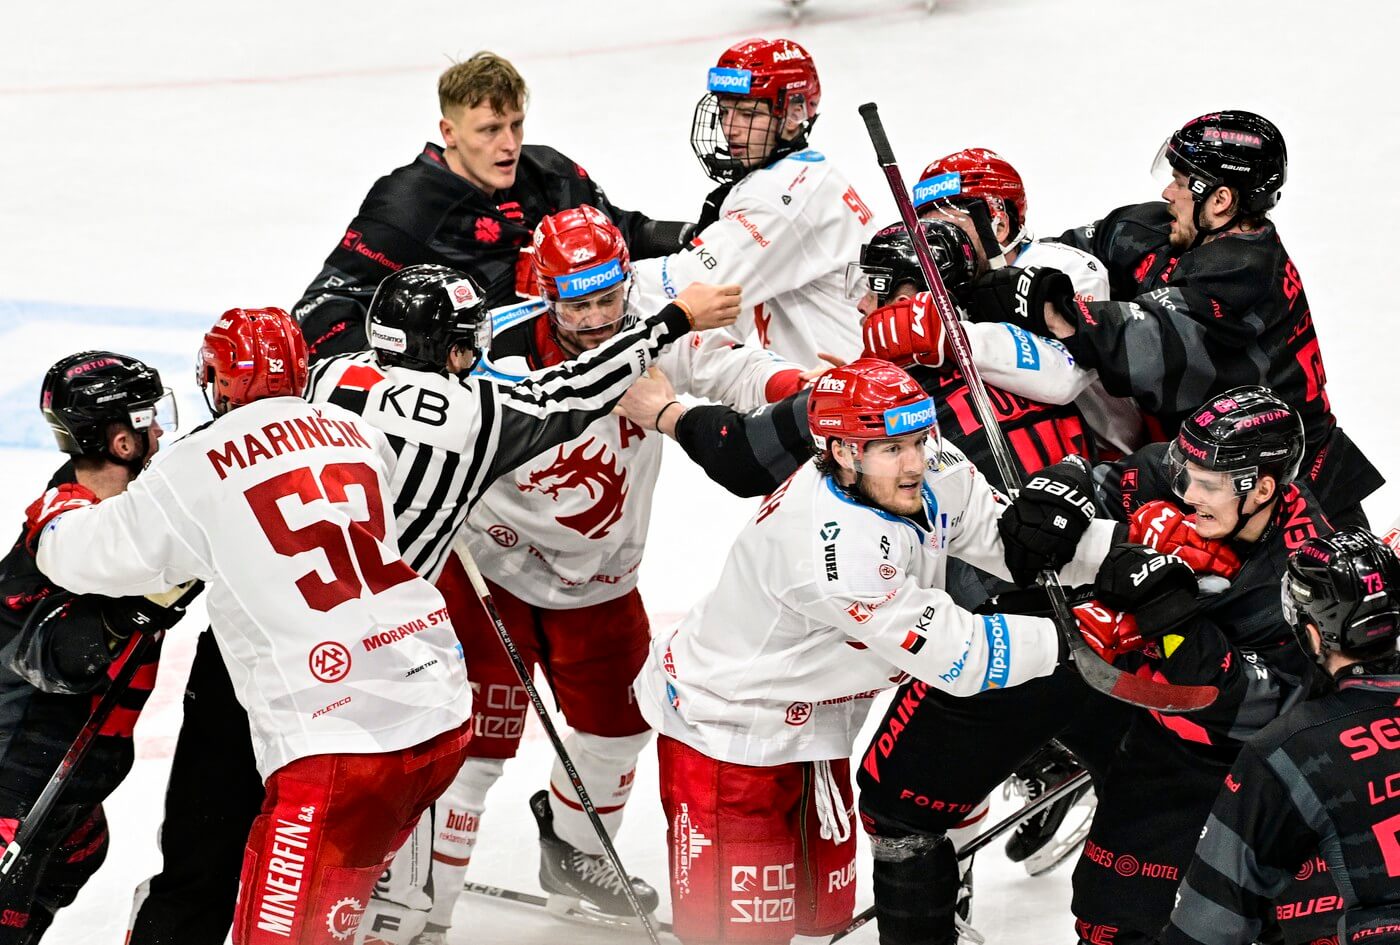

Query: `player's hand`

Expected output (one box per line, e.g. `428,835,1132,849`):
615,368,682,434
678,283,742,332
961,266,1073,338
800,352,846,384
514,246,539,299
1074,601,1143,663
102,581,204,646
861,292,951,369
1094,543,1199,638
997,455,1097,586
1128,500,1242,580
24,483,99,553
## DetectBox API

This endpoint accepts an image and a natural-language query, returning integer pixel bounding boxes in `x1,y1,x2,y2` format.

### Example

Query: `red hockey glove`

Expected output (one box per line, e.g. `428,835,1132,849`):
1074,601,1143,663
25,483,99,553
1128,499,1242,580
861,292,951,369
515,245,539,299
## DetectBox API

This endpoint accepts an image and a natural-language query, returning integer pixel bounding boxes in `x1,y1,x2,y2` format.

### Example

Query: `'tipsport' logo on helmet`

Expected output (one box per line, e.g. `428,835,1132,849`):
912,172,962,210
883,397,935,436
707,67,753,94
555,259,625,299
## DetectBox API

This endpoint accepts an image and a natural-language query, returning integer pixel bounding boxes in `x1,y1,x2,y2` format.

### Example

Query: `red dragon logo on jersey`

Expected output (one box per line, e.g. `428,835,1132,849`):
517,438,628,539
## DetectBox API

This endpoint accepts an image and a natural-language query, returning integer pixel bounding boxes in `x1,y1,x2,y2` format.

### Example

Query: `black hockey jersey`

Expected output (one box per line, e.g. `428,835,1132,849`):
1163,669,1400,945
1058,203,1382,517
293,142,687,361
0,463,162,806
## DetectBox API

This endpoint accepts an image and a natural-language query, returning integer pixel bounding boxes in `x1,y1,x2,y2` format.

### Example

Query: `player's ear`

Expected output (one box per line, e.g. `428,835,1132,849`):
107,424,138,461
1251,474,1277,506
440,115,458,148
781,96,808,138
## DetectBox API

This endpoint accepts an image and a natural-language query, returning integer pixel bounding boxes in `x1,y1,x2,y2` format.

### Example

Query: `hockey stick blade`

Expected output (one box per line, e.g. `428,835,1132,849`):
830,770,1094,942
462,882,675,937
856,101,1215,714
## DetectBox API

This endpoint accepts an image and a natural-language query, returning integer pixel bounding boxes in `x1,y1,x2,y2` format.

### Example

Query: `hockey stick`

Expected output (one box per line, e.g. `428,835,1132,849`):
828,768,1093,943
452,540,664,945
462,882,677,936
0,629,160,886
857,103,1216,713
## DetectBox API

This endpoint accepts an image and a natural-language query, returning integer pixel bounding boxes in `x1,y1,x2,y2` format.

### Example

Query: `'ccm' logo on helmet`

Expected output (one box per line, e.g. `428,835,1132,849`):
912,172,962,210
883,397,935,435
555,259,625,299
707,67,753,94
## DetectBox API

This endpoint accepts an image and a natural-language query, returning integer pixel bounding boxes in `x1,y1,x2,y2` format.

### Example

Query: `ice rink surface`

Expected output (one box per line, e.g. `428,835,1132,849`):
3,0,1399,940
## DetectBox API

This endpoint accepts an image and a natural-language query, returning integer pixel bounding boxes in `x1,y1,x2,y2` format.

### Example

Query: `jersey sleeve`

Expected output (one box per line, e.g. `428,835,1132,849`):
792,518,1060,694
962,322,1097,406
671,392,814,498
659,332,803,409
482,303,693,481
35,467,210,598
1161,747,1317,945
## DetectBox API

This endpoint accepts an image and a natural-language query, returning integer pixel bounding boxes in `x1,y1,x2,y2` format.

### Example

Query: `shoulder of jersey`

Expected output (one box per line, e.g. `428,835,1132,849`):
1024,239,1104,274
735,149,837,209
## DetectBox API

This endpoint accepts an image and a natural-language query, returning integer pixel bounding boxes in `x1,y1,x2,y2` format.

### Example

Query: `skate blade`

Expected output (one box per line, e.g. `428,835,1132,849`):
544,893,654,932
1023,792,1097,877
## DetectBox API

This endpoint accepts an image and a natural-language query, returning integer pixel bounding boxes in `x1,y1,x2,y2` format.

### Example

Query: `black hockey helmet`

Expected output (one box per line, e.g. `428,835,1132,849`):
847,219,978,307
41,351,174,461
1153,111,1287,242
366,264,492,374
1283,528,1400,662
1165,385,1305,498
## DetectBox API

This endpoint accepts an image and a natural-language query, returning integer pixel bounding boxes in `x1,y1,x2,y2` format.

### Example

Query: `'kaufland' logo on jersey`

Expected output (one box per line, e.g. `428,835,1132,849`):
707,67,752,94
912,172,962,209
883,398,935,435
555,259,625,299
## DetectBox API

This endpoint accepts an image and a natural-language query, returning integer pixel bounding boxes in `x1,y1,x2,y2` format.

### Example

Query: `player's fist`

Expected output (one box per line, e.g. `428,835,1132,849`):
1094,543,1199,638
1128,500,1242,580
861,292,951,369
1074,601,1143,663
961,266,1073,338
677,283,742,332
997,455,1097,586
514,245,539,299
24,483,98,553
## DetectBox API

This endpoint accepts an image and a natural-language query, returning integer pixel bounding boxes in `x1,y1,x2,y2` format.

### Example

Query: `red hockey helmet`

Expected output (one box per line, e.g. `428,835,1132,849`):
198,307,309,414
807,358,937,452
914,149,1028,247
533,205,631,303
709,38,821,119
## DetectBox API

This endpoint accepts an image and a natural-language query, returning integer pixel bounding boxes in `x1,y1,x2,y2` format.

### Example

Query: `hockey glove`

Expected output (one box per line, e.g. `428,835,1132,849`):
961,266,1074,338
24,483,99,553
102,581,204,647
1128,500,1242,580
861,292,952,369
997,455,1098,587
1093,543,1199,638
1074,601,1144,663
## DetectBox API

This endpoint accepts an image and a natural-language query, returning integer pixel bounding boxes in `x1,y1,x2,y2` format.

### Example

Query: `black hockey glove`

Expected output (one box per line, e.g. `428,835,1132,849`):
101,581,204,649
960,265,1074,338
997,455,1097,587
1093,544,1199,638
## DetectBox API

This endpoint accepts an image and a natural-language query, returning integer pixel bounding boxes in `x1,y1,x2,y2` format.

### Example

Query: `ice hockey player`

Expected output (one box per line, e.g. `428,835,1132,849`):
0,353,189,944
956,111,1382,524
628,37,877,364
632,358,1122,945
1162,527,1400,945
409,206,796,941
28,308,476,945
1050,387,1334,944
293,51,693,361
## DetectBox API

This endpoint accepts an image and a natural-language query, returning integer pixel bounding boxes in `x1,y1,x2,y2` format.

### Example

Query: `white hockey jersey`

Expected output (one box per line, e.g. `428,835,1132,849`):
631,148,877,365
466,312,797,608
633,444,1118,767
965,239,1145,454
34,397,471,779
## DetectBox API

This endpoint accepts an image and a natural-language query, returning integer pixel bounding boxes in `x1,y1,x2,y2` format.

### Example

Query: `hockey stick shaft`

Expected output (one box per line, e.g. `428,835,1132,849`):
828,769,1093,943
454,540,663,945
0,630,158,885
857,103,1215,713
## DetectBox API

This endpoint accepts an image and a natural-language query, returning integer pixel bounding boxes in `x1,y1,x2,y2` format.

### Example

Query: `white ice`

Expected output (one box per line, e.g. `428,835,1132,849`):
3,0,1398,941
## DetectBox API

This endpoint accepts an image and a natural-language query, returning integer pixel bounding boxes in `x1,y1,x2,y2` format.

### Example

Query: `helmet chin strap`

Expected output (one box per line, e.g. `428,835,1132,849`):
1220,490,1278,544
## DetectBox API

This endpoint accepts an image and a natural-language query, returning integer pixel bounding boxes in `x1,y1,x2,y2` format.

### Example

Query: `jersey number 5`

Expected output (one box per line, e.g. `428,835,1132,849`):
244,462,416,612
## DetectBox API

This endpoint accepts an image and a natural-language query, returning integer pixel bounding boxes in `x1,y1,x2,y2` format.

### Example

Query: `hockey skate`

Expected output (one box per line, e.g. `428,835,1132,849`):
529,790,660,929
1003,744,1095,876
